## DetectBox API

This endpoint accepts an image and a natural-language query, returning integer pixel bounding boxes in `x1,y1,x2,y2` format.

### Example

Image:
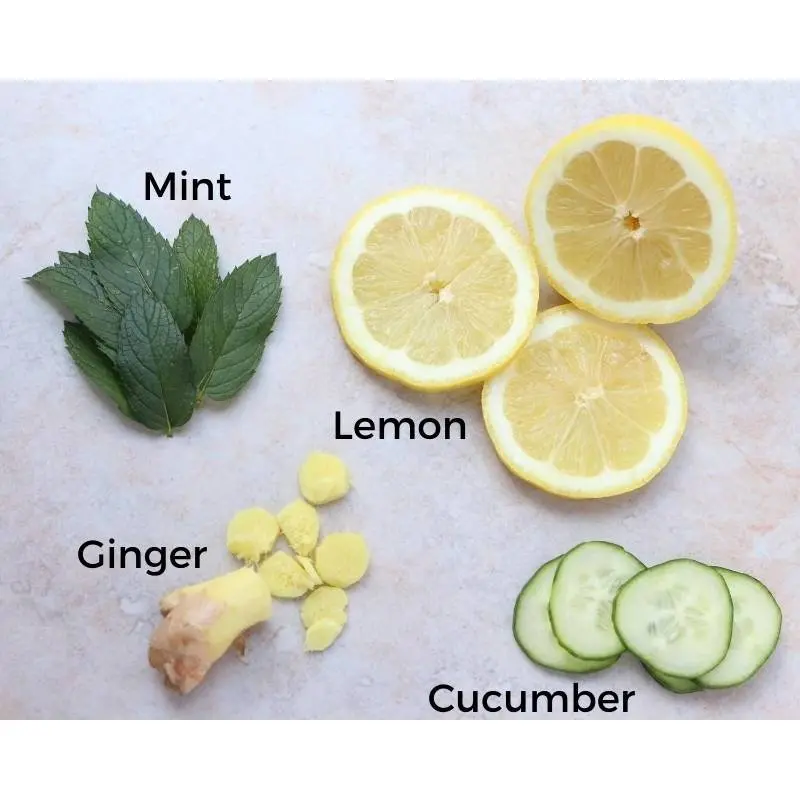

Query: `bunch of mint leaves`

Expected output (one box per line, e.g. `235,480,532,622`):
27,190,282,436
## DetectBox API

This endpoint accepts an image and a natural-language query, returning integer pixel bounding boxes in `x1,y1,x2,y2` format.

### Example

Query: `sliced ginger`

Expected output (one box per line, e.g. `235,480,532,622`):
296,555,323,587
305,618,344,652
150,567,272,694
226,507,279,563
314,532,370,588
259,551,315,598
149,453,370,694
301,586,349,628
277,498,320,556
298,451,350,505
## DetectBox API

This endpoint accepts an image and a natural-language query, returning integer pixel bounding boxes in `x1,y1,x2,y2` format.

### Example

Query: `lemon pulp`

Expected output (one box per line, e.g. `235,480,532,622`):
353,208,517,364
548,142,711,303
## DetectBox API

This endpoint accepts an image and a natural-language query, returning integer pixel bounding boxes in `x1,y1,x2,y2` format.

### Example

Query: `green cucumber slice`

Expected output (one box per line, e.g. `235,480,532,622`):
642,662,702,694
613,559,733,678
697,567,782,689
513,556,619,674
549,541,645,660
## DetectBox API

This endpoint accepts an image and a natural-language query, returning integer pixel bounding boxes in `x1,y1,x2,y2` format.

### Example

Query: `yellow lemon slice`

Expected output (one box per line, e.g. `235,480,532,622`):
331,187,539,391
525,115,737,324
482,304,687,498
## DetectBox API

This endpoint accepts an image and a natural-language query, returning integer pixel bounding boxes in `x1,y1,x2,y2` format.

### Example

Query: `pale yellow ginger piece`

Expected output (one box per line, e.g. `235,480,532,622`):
259,551,315,598
296,555,323,587
277,499,320,556
314,532,370,588
301,586,349,628
298,451,350,505
159,566,267,614
150,567,272,694
305,618,344,652
226,507,279,563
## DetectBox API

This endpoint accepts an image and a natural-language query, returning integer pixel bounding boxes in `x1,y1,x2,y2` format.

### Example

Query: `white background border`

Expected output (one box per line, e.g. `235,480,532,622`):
1,721,797,795
1,1,799,79
1,0,798,792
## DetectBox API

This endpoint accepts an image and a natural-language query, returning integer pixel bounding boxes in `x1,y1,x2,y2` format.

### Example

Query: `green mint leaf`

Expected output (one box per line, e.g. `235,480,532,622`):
61,250,127,312
116,289,197,435
27,252,122,353
173,215,221,321
63,322,133,419
189,254,281,401
87,190,193,331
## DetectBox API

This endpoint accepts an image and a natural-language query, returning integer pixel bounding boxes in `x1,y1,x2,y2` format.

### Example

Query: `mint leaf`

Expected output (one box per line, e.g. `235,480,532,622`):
189,255,281,401
116,289,197,435
173,215,220,321
87,191,193,331
63,322,133,419
27,251,122,353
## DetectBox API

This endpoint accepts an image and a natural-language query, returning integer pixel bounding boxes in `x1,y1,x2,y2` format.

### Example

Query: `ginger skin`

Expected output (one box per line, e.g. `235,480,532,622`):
149,567,272,694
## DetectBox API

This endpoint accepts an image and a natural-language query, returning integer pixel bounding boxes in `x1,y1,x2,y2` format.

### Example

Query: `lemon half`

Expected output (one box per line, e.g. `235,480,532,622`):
331,187,539,391
525,115,737,324
482,304,688,498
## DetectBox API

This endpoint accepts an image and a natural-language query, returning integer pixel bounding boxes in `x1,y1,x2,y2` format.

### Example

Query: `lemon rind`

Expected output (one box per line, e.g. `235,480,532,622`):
331,186,540,392
482,304,688,499
525,115,737,324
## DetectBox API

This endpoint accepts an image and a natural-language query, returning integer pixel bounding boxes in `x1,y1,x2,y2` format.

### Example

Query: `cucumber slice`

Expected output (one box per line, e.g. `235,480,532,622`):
642,662,702,694
513,556,619,674
549,541,645,660
697,567,782,689
613,559,733,678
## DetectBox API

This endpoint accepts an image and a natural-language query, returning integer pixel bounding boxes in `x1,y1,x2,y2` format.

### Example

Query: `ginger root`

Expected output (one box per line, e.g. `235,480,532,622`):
149,567,272,694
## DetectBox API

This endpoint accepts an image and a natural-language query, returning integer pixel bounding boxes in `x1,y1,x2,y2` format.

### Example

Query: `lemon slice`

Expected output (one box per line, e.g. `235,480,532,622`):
482,304,687,498
331,187,539,391
525,115,737,324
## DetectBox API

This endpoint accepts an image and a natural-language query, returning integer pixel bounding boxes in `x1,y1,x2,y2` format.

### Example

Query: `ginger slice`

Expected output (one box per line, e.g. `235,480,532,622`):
149,567,272,694
298,451,350,505
296,555,323,587
226,507,279,563
277,499,320,556
305,618,344,652
314,532,370,588
301,586,349,628
259,551,315,598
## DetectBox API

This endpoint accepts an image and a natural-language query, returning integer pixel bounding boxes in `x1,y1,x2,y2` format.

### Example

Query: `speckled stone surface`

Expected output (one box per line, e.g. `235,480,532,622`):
1,82,798,719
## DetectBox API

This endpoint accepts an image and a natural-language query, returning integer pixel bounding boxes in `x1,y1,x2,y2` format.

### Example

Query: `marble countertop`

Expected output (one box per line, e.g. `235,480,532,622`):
1,81,798,719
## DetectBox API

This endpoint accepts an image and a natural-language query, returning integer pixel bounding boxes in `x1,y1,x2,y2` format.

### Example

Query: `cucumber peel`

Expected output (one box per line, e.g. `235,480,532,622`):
512,542,782,698
513,556,619,674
